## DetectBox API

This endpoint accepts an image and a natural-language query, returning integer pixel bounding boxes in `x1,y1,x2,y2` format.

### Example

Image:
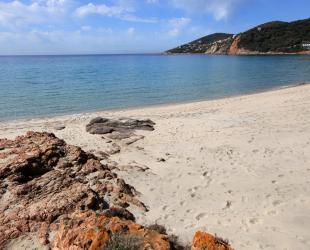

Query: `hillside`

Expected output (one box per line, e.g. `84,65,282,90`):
165,18,310,55
166,33,233,54
236,18,310,53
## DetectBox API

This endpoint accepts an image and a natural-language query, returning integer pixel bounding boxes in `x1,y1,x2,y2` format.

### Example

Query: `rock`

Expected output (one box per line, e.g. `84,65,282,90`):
93,151,109,160
86,117,155,137
88,117,109,125
191,231,233,250
52,210,171,250
107,131,132,140
105,143,121,155
87,124,114,134
53,124,66,130
124,135,145,145
0,132,147,248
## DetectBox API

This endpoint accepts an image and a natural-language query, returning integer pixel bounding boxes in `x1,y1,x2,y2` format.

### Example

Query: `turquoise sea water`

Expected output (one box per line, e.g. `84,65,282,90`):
0,54,309,121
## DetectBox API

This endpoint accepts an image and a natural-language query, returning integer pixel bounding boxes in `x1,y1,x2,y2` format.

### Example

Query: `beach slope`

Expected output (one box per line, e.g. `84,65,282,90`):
1,84,310,249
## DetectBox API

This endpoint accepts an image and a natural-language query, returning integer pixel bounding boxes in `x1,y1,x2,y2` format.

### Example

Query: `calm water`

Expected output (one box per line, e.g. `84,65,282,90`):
0,54,309,121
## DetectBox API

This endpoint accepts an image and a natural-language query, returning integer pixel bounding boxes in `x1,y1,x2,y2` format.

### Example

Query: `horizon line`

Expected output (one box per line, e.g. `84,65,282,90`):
0,53,165,57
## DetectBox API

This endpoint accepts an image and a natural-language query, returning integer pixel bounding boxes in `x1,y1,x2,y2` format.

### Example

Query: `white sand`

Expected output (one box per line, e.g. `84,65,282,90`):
1,84,310,250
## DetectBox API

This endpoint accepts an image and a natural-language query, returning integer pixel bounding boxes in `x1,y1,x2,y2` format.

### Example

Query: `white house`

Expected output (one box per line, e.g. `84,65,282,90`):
302,41,310,49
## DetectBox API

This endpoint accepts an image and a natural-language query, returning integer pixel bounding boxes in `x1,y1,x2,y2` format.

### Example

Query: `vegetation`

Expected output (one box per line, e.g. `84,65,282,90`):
165,18,310,54
238,18,310,52
103,226,191,250
166,33,233,53
147,223,168,234
104,233,143,250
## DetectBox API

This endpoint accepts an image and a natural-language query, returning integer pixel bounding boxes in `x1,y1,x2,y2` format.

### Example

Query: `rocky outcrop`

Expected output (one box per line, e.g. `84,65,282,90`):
86,117,155,144
192,231,233,250
53,210,170,250
0,131,147,248
87,117,155,134
205,37,233,55
227,35,240,55
0,131,234,250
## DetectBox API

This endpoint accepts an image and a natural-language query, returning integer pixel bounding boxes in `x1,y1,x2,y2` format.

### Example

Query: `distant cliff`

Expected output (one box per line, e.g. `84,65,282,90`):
165,18,310,55
166,33,234,54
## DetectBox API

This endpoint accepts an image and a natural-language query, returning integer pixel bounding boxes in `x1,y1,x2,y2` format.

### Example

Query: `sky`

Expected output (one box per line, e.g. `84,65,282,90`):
0,0,309,55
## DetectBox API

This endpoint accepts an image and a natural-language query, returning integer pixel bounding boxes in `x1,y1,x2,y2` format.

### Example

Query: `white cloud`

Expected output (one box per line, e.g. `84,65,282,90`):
171,0,241,20
168,17,191,37
80,25,92,31
75,2,157,23
169,17,191,27
127,27,135,35
0,0,71,28
0,27,168,55
75,3,131,18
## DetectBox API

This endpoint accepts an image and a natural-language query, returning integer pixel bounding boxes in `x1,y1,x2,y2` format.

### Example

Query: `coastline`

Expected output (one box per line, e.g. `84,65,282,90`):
1,81,309,125
1,83,310,250
164,52,310,55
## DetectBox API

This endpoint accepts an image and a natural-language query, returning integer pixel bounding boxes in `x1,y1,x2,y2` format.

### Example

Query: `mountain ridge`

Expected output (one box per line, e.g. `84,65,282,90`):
165,18,310,55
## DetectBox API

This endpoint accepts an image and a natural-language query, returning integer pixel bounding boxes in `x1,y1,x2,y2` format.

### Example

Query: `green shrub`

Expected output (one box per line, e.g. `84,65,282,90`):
104,233,143,250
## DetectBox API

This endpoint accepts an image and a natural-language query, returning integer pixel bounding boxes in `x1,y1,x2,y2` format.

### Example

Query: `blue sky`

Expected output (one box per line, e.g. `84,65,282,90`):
0,0,309,55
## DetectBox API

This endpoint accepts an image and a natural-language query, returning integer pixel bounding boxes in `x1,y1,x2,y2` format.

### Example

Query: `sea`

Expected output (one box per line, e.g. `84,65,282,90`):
0,54,309,121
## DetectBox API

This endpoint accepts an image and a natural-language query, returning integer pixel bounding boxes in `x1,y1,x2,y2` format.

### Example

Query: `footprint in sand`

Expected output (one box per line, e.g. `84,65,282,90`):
179,200,185,206
161,205,168,211
248,218,260,225
164,214,171,219
222,200,232,210
272,200,282,206
195,213,206,221
266,210,278,216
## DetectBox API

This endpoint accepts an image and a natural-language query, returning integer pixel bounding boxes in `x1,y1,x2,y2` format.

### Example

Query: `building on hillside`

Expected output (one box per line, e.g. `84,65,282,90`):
302,41,310,49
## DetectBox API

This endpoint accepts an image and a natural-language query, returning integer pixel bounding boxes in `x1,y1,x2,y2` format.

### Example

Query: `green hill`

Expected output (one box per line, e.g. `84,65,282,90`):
238,19,310,53
166,33,233,54
165,18,310,55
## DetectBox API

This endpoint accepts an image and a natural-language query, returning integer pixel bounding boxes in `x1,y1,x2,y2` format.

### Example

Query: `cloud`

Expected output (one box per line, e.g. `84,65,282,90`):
171,0,241,20
0,0,71,28
168,17,191,37
75,3,131,18
75,2,157,23
0,27,169,55
127,27,135,35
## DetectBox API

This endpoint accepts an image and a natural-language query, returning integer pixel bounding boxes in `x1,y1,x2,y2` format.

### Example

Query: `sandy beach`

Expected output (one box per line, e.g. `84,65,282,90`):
1,84,310,250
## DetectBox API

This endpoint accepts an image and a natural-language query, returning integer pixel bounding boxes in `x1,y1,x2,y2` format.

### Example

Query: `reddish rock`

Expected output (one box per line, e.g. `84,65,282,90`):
53,210,170,250
227,35,240,55
0,131,234,250
0,132,147,248
191,231,233,250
